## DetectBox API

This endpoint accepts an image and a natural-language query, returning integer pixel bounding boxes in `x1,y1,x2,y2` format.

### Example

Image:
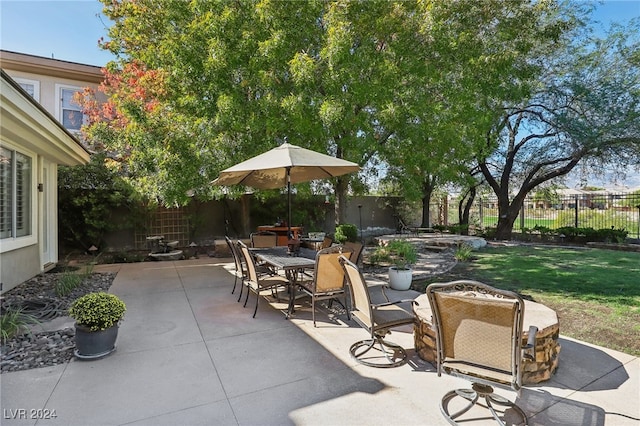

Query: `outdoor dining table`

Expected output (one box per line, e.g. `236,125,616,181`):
249,246,316,318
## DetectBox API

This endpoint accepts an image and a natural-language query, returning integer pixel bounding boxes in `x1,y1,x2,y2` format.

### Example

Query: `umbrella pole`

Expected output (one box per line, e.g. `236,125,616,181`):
287,167,292,239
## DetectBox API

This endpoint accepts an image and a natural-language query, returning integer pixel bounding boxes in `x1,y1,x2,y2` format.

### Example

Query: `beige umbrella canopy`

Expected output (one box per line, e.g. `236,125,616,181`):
213,143,360,237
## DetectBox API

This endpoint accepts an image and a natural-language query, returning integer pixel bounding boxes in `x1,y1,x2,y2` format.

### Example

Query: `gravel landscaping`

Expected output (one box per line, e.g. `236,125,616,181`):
0,271,115,373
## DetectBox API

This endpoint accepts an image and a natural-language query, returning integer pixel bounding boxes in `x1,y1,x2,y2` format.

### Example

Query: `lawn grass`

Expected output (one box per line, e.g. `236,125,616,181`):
414,245,640,356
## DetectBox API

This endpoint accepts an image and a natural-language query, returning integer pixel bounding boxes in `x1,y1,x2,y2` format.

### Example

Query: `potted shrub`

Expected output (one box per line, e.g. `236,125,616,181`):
68,292,126,360
370,239,418,290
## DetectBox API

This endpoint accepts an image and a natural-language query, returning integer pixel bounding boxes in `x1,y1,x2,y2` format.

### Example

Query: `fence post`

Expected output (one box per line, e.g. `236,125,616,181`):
637,205,640,240
574,196,579,228
479,197,484,229
520,202,525,230
443,195,449,226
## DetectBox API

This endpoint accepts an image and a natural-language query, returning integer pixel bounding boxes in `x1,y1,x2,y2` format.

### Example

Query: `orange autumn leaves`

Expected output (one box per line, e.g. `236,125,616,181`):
75,60,167,133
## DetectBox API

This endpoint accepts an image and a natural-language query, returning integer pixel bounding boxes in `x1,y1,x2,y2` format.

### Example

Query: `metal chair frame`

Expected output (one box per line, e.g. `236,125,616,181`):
238,241,289,317
297,245,353,327
224,236,244,298
320,235,334,249
426,280,537,426
339,255,416,368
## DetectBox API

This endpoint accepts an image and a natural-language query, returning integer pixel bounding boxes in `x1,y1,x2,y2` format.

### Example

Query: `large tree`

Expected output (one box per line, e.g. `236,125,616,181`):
84,1,424,224
477,19,640,239
377,0,580,227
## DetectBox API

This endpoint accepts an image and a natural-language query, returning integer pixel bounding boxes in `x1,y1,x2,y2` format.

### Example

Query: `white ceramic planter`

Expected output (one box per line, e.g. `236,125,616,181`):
388,266,413,290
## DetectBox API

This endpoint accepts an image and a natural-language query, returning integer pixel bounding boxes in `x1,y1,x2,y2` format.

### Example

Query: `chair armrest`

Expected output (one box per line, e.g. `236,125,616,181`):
522,325,538,360
373,299,418,308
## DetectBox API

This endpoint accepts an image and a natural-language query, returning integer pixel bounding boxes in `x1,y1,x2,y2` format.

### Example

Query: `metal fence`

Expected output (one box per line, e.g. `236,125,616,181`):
437,192,640,239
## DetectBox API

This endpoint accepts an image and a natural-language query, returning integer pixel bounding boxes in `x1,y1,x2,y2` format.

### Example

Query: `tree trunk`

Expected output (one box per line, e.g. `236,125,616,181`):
421,177,436,228
458,186,476,235
493,195,524,240
495,214,518,240
334,177,348,226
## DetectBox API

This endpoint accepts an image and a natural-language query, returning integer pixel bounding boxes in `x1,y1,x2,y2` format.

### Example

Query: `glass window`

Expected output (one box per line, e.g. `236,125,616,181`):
61,88,83,131
15,151,32,237
0,147,32,239
14,78,40,102
19,82,35,97
0,147,13,239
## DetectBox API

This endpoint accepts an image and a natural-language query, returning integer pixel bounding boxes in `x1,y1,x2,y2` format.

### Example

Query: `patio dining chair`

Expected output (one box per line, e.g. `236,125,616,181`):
320,235,334,249
224,236,244,296
238,241,290,318
343,241,364,266
338,255,416,368
426,280,537,426
296,245,353,327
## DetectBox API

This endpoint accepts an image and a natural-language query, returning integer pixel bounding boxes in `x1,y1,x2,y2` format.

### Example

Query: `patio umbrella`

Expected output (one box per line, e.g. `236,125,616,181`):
212,143,360,238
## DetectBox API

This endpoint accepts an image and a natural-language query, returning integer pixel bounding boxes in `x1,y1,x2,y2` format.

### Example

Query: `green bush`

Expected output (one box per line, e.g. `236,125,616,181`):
447,223,469,234
482,227,497,239
334,223,358,244
595,228,628,243
69,292,126,331
369,239,418,269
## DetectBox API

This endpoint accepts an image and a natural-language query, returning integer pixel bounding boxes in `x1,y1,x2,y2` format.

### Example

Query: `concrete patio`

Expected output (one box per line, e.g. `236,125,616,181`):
1,256,638,425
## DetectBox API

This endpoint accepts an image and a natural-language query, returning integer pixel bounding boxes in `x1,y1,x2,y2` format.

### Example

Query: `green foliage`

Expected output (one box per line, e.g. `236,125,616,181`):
0,308,39,341
1,309,37,339
481,227,497,240
454,243,474,262
334,224,358,244
250,194,328,232
556,226,628,243
369,239,418,269
58,153,143,251
55,272,83,297
447,223,469,235
532,225,554,238
103,251,146,264
68,292,126,332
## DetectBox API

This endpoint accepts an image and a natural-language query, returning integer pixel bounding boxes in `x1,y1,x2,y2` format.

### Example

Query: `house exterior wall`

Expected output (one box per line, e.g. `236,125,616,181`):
1,52,93,293
0,242,40,293
1,50,106,136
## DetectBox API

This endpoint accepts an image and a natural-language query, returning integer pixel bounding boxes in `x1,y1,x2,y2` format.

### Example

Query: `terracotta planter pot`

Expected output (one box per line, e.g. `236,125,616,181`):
74,323,119,360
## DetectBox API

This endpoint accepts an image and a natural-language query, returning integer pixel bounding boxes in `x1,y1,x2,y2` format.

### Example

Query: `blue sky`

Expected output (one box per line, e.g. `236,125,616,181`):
1,0,639,67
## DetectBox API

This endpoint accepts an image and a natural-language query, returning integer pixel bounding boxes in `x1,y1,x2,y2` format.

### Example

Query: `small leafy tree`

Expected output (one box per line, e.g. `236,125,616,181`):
58,153,142,251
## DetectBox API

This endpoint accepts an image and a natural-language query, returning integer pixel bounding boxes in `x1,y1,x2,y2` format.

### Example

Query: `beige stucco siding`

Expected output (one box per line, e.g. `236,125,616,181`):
1,70,90,293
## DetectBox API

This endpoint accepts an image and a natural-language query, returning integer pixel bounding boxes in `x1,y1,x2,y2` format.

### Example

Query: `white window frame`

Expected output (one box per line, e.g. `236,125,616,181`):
55,84,86,133
0,142,37,253
14,77,40,102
